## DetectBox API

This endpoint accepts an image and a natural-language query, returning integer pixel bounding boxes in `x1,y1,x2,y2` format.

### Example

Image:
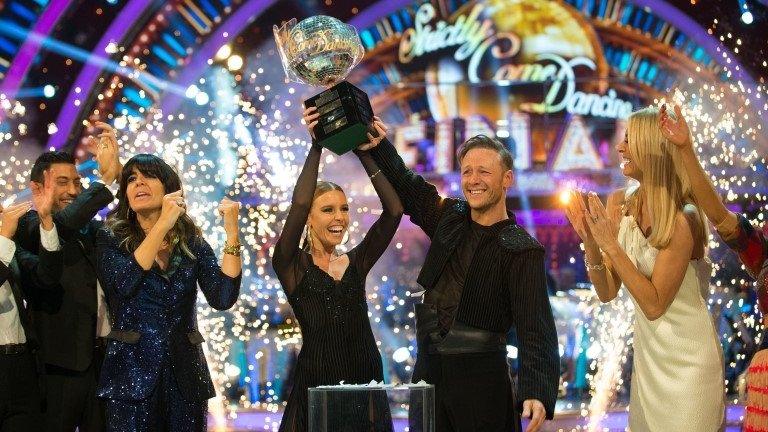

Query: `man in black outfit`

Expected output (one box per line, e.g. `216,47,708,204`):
1,179,64,431
364,129,559,432
14,123,121,432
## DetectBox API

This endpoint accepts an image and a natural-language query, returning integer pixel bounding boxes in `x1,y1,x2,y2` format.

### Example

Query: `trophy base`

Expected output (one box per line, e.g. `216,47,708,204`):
305,81,373,155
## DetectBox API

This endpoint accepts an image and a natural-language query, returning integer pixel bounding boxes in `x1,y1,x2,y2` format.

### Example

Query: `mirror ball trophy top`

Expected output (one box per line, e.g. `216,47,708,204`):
273,16,375,155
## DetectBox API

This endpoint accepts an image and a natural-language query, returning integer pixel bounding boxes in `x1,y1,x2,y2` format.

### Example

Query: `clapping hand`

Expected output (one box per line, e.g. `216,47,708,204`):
0,201,32,239
583,192,620,253
564,189,596,247
30,169,56,230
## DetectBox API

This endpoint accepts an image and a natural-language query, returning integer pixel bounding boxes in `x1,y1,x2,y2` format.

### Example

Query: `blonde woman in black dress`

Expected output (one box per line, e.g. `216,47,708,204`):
272,107,403,432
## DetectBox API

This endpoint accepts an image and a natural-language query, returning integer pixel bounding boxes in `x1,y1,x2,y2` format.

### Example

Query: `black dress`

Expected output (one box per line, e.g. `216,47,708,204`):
272,144,403,432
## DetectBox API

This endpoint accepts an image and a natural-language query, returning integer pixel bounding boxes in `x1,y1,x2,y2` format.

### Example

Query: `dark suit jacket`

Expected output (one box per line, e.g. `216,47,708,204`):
95,230,241,402
15,182,114,371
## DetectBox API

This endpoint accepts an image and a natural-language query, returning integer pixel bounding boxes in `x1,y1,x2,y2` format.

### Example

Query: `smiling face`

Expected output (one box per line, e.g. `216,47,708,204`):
125,168,166,213
307,189,350,250
616,130,642,180
460,148,513,212
48,163,82,211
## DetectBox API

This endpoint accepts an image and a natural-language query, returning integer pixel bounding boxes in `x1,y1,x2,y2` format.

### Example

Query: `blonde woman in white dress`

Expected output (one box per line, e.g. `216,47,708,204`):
564,106,724,431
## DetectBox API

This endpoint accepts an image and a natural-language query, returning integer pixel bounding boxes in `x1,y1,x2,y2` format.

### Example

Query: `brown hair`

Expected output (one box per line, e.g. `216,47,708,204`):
457,134,514,171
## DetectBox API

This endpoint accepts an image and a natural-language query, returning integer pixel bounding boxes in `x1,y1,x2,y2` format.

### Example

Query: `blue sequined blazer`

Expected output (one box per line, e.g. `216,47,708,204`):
95,228,241,402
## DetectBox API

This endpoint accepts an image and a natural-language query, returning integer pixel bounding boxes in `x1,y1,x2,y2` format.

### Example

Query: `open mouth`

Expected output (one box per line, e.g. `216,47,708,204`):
620,157,632,169
328,225,345,235
467,189,486,196
134,191,151,200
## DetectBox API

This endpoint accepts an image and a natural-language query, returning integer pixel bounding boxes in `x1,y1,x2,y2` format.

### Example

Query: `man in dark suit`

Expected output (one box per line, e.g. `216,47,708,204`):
15,122,121,432
1,177,64,431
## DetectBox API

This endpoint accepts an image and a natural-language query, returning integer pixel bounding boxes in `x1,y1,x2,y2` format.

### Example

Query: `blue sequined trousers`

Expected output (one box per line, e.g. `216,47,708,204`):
105,355,206,432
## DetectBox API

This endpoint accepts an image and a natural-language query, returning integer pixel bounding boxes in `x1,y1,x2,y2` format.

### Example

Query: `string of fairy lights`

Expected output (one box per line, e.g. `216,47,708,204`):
1,5,767,431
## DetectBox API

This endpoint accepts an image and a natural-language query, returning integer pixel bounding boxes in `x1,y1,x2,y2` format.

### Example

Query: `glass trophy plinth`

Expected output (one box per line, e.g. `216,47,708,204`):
308,382,435,432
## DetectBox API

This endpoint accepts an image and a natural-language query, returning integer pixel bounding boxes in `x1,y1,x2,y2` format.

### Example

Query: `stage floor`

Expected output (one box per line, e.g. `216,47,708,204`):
210,403,745,431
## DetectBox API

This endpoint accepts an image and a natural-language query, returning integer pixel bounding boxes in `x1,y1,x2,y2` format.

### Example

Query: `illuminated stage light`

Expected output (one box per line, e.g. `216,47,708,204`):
227,55,243,71
742,11,754,24
43,85,55,98
216,44,232,60
194,91,210,105
185,85,201,98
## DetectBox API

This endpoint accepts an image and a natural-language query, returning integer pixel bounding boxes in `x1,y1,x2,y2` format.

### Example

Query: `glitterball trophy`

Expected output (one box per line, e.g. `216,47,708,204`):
273,16,373,155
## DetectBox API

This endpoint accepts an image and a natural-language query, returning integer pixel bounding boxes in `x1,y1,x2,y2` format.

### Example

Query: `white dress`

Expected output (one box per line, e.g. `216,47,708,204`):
617,211,725,431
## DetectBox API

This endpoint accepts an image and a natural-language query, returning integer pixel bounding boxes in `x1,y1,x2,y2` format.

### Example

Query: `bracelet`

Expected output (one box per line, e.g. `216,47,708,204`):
223,242,242,257
584,255,606,271
369,169,382,180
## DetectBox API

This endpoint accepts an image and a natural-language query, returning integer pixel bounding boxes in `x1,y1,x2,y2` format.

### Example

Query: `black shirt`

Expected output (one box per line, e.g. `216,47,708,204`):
369,137,560,419
425,221,489,335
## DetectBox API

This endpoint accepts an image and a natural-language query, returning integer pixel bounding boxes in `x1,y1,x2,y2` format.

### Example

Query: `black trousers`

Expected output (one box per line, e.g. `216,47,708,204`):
43,346,105,432
0,350,44,432
412,351,521,432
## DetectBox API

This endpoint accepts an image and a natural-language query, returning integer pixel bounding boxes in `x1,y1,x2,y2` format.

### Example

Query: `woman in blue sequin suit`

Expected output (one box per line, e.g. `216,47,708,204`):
95,154,242,431
272,109,402,432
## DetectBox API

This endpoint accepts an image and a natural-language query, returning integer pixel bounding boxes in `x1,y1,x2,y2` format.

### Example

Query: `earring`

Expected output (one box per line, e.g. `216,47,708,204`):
304,225,313,251
341,230,350,246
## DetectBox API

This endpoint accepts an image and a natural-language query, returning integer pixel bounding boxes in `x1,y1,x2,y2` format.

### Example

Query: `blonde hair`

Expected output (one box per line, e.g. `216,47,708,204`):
627,106,706,249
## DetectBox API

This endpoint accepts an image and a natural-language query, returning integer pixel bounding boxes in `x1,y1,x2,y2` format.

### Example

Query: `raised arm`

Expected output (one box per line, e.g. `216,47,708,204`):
23,122,120,245
661,104,737,237
195,237,241,311
51,182,114,239
132,191,185,271
272,107,323,293
350,138,404,275
363,117,447,238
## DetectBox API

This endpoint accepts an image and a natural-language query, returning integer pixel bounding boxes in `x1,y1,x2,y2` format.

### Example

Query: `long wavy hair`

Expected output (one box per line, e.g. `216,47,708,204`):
627,106,706,249
300,180,345,252
105,154,201,258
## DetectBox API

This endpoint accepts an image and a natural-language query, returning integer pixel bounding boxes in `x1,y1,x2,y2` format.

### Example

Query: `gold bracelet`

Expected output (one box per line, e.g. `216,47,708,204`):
584,255,606,271
223,242,242,257
369,169,382,180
